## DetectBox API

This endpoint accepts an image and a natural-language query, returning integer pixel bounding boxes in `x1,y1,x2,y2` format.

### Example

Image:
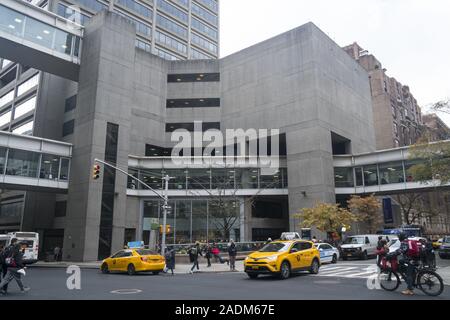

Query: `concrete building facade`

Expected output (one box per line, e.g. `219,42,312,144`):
343,42,423,150
3,9,376,261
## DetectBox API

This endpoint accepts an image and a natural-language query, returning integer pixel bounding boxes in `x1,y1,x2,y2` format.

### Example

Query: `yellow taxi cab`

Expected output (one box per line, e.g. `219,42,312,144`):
100,248,165,275
244,240,321,280
433,239,443,250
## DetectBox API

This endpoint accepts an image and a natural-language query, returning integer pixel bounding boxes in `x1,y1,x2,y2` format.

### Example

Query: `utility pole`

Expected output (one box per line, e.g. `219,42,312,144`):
161,175,170,256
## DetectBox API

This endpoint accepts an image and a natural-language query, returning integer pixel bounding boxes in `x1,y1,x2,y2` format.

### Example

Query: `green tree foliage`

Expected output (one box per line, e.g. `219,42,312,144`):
347,195,383,234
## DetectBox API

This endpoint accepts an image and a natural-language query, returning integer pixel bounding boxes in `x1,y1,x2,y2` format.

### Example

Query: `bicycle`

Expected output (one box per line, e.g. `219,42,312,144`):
378,254,444,297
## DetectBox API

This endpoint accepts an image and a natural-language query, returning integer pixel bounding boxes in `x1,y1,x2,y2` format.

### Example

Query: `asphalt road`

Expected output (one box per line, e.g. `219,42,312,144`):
1,263,449,300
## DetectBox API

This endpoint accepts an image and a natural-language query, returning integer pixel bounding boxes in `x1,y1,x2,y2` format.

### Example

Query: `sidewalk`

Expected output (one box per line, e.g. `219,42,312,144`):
32,260,245,274
438,266,450,286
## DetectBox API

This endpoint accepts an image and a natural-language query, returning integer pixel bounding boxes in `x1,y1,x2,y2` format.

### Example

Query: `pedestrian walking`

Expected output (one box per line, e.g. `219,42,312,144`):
53,246,61,262
228,239,237,271
164,247,176,275
1,238,18,293
0,241,30,295
203,243,212,267
188,242,202,274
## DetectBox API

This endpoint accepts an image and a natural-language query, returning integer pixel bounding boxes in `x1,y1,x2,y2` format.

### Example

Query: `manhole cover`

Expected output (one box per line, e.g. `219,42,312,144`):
110,289,143,295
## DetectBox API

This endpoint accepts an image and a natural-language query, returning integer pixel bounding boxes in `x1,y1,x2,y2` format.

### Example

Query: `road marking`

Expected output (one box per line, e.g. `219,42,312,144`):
110,289,142,295
319,267,359,275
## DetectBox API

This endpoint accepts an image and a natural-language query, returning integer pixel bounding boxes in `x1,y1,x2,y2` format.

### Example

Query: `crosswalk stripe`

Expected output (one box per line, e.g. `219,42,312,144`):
319,267,358,275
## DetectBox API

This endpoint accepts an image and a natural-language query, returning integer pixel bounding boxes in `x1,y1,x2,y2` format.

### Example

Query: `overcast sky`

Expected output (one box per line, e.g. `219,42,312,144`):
219,0,450,125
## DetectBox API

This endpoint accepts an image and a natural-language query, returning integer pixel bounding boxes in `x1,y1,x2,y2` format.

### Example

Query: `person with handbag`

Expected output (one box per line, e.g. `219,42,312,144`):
0,241,30,295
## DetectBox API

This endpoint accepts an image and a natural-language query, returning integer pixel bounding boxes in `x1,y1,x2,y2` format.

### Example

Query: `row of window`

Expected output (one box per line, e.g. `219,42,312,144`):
166,98,220,108
157,0,188,23
334,159,432,188
0,147,69,180
191,2,218,26
191,33,218,54
76,0,107,12
136,39,151,52
156,13,188,38
117,0,152,18
191,48,214,60
155,47,181,61
165,122,220,132
167,73,220,82
194,0,218,13
155,30,187,54
128,167,289,191
192,17,218,40
0,4,81,57
114,9,152,37
57,3,91,26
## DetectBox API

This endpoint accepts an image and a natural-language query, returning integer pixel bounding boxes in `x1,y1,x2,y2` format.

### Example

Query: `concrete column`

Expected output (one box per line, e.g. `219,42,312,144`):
63,11,135,261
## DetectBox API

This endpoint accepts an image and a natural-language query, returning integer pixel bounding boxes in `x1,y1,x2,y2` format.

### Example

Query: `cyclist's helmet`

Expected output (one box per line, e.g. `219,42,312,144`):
398,232,407,242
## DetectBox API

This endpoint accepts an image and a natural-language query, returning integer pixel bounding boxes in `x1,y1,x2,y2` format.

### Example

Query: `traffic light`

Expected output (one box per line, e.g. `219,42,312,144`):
92,164,101,180
159,225,171,234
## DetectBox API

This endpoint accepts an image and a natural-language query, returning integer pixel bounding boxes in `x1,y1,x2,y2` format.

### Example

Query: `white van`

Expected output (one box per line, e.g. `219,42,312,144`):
341,235,392,260
7,232,39,264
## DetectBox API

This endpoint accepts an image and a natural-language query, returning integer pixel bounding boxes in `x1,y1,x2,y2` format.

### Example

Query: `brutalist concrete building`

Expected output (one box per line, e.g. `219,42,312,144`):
1,7,376,261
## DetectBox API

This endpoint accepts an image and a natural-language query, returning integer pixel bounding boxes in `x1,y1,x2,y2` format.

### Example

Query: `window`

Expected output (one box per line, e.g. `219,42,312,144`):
155,31,187,54
40,154,60,180
165,122,220,132
59,158,70,180
5,148,40,178
14,96,36,119
363,165,378,186
117,0,152,18
167,73,220,83
17,74,39,97
378,162,404,185
54,201,67,217
156,14,188,38
64,95,77,113
157,0,188,23
1,59,12,69
145,144,171,157
192,17,218,40
155,47,181,61
57,3,91,26
114,10,152,37
192,2,218,26
136,39,151,52
195,0,218,12
12,121,33,135
0,90,14,108
0,66,17,89
191,48,214,60
334,167,354,188
0,110,11,127
191,33,218,54
62,119,75,136
166,98,220,108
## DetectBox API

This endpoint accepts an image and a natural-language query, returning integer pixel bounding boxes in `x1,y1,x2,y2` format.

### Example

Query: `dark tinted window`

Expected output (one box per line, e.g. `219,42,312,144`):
167,73,220,83
300,242,312,251
62,120,75,136
165,122,220,132
64,95,77,113
54,201,67,217
145,144,171,157
166,98,220,108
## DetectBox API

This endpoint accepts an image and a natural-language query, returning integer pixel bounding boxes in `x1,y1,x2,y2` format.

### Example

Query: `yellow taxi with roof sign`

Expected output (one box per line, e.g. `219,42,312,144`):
100,248,165,275
244,240,321,279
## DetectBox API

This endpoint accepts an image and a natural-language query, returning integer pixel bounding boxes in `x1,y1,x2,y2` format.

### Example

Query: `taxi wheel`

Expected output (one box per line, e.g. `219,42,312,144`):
101,263,109,274
362,251,368,260
127,264,136,276
309,259,320,274
279,261,291,280
152,271,160,275
332,254,338,264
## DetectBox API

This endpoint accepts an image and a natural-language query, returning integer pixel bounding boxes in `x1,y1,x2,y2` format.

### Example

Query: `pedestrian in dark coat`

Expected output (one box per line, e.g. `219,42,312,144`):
164,247,176,275
228,240,237,271
204,243,212,267
189,242,202,274
0,241,30,295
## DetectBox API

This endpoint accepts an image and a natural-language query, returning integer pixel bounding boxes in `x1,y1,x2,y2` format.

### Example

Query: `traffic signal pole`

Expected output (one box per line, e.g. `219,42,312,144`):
93,158,171,255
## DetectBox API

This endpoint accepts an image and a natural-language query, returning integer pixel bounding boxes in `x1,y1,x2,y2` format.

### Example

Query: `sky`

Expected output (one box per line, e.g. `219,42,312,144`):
219,0,450,125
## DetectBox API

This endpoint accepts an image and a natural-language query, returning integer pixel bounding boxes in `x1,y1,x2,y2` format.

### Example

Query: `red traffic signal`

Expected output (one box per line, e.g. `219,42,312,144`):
92,164,101,180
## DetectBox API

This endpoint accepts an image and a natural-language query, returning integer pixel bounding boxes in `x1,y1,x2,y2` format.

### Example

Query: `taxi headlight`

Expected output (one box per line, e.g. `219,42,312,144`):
265,255,278,262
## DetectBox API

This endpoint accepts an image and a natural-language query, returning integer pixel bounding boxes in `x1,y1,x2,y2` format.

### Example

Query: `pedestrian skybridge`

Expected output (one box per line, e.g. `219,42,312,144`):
0,131,72,192
334,143,450,195
0,0,83,81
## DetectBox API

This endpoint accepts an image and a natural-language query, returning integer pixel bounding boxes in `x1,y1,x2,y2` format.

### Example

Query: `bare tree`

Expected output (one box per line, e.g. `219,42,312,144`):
394,193,439,226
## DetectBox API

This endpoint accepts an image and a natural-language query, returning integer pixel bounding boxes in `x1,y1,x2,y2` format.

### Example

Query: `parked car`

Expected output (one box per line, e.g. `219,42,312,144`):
101,248,165,275
341,235,392,260
315,243,340,264
439,237,450,260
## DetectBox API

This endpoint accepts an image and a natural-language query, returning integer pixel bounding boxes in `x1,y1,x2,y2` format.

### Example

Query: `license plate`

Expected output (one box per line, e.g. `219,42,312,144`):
252,266,259,270
347,254,352,256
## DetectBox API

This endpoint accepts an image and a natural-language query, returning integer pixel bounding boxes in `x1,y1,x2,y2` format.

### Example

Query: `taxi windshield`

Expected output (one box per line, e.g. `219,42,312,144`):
259,242,290,253
343,237,364,245
444,237,450,244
